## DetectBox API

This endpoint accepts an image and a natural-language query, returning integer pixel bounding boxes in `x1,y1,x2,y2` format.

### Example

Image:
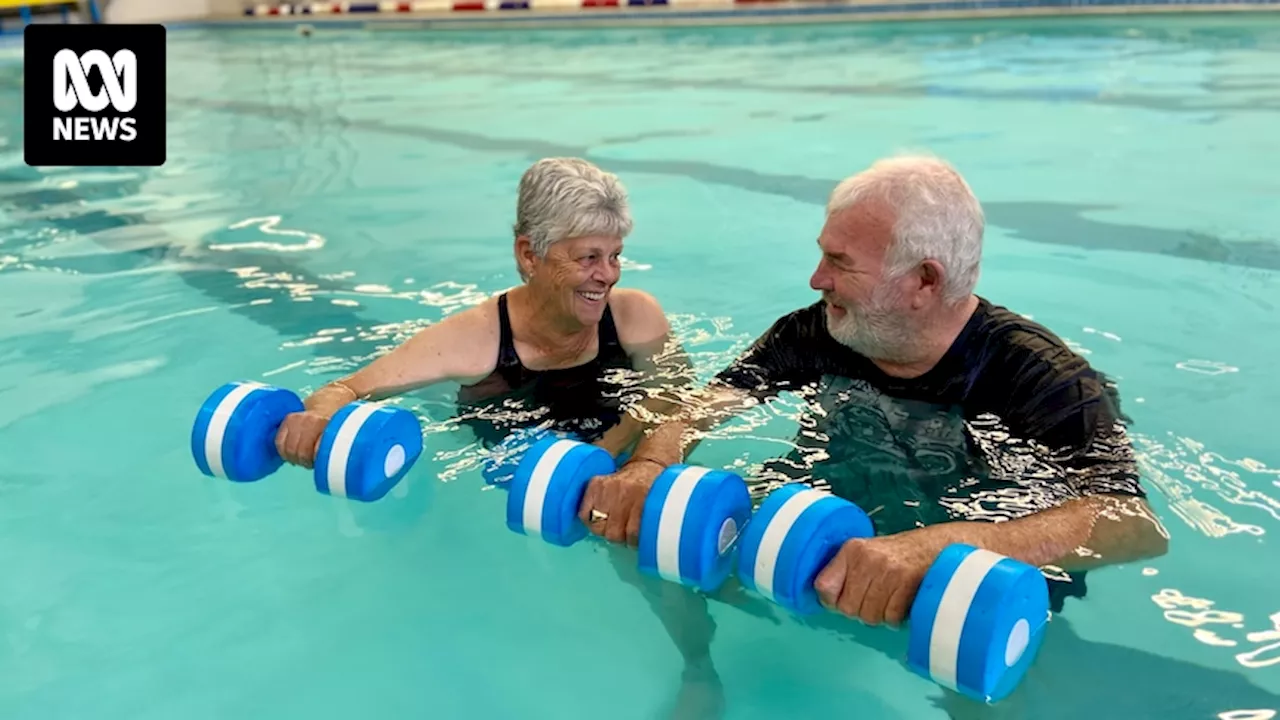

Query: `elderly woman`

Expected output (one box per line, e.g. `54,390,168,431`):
274,158,716,720
273,157,674,467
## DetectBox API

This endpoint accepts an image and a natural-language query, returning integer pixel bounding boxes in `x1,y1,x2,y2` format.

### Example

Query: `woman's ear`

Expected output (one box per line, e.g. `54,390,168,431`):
514,235,537,281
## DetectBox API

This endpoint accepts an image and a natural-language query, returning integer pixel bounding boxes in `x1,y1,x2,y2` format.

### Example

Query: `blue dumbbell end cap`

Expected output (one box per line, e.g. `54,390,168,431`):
506,437,615,547
637,466,752,593
191,382,302,483
313,402,424,502
737,484,873,615
906,544,1050,704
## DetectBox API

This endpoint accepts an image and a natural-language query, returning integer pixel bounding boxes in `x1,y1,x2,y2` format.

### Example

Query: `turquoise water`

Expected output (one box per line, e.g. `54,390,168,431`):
2,14,1280,719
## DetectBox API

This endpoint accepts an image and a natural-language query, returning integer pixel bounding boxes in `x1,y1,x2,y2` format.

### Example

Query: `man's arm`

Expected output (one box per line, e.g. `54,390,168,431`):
613,307,821,466
613,382,759,465
947,492,1169,571
972,415,1169,571
577,382,767,545
815,491,1168,626
817,367,1170,626
581,309,816,544
592,289,692,457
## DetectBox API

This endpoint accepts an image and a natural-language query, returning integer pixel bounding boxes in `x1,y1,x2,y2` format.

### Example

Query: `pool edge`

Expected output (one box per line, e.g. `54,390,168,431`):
177,3,1280,31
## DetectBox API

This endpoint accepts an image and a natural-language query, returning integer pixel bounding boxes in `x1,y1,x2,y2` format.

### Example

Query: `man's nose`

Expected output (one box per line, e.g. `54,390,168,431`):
810,261,832,292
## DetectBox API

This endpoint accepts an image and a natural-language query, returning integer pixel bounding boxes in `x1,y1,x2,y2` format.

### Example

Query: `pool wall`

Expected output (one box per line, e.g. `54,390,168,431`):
209,0,1280,29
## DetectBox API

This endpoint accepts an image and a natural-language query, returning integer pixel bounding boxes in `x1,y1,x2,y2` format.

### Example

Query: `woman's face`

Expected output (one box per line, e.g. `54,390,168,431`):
523,235,623,327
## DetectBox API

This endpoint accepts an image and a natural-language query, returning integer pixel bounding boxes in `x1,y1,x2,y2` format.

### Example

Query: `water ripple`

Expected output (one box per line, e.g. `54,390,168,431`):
1176,360,1241,376
1135,433,1280,538
1154,589,1280,675
209,216,326,253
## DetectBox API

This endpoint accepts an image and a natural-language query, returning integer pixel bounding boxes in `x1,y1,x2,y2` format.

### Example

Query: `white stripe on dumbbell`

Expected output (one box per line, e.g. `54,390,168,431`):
752,488,828,603
927,548,1004,692
522,440,578,537
655,466,710,583
325,403,381,498
204,381,266,478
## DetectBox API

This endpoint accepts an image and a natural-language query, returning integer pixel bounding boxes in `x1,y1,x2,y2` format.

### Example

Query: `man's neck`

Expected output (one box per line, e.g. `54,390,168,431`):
871,294,980,379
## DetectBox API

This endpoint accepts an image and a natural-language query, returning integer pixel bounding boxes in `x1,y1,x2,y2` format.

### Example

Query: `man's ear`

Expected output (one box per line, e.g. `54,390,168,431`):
915,259,946,308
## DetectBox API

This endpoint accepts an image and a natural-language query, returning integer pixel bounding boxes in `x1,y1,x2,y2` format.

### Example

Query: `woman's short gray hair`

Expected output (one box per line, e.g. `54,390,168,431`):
513,157,633,258
827,155,984,304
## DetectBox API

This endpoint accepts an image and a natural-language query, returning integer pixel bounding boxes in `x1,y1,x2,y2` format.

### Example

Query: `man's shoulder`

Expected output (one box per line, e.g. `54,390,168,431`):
757,300,830,341
713,301,842,391
967,297,1126,441
970,298,1085,372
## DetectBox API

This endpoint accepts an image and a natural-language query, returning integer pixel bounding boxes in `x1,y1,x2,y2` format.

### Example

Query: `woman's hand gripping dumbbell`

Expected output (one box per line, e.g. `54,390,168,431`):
191,380,423,502
576,456,666,546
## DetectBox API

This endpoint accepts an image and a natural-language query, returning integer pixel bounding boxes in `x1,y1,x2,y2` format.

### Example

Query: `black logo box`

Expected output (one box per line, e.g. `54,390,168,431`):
24,24,166,168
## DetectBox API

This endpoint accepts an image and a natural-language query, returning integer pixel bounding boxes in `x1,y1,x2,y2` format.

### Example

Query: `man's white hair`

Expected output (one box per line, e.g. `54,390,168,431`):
826,154,984,304
514,157,633,260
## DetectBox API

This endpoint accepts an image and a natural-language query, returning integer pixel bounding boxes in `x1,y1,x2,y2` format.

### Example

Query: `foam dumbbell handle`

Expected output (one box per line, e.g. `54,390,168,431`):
506,437,617,547
192,381,304,483
905,544,1050,704
313,400,424,503
636,465,753,593
736,483,875,614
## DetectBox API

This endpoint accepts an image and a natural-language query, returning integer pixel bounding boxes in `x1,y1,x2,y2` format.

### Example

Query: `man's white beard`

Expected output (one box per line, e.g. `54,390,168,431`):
824,283,917,362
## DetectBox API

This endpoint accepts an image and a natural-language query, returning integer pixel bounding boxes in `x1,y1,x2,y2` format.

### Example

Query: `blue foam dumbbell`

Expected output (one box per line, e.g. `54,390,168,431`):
736,483,1050,704
505,436,752,593
481,426,581,486
191,381,424,502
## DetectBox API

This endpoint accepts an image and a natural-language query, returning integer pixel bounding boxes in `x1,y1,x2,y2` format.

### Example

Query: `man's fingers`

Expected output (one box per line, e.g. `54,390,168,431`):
309,432,323,465
814,546,851,610
883,576,918,628
837,562,875,620
275,423,293,464
856,567,895,626
292,426,315,469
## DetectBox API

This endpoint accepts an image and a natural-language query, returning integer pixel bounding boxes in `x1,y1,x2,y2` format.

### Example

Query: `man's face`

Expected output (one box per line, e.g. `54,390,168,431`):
808,200,915,359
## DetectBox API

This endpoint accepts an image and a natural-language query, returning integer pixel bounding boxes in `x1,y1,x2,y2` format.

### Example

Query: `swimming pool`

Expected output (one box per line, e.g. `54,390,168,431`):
2,14,1279,719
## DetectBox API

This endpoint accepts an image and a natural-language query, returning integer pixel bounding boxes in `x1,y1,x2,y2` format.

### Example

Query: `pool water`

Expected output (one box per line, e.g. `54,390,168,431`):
2,14,1280,720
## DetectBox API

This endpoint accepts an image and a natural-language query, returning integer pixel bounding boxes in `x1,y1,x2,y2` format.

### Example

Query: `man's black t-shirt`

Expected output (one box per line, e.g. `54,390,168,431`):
712,298,1146,610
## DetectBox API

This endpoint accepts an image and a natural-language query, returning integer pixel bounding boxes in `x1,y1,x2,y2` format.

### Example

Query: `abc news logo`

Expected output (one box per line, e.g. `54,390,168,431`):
53,49,139,142
25,25,165,167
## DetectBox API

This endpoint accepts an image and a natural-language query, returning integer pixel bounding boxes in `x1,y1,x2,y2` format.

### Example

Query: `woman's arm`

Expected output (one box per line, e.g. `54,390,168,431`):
275,300,501,467
328,303,499,402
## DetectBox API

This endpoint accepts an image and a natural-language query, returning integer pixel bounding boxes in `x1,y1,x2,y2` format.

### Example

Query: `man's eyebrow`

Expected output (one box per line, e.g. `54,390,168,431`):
819,241,849,261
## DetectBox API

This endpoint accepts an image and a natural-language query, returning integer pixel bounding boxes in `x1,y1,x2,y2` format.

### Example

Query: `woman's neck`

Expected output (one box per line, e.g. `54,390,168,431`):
507,285,595,358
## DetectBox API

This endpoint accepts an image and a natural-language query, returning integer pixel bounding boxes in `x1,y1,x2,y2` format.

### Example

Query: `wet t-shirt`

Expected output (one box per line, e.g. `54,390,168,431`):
713,298,1146,610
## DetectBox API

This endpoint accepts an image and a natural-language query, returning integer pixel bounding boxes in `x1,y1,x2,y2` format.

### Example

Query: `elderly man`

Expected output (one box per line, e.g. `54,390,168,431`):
583,155,1169,715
